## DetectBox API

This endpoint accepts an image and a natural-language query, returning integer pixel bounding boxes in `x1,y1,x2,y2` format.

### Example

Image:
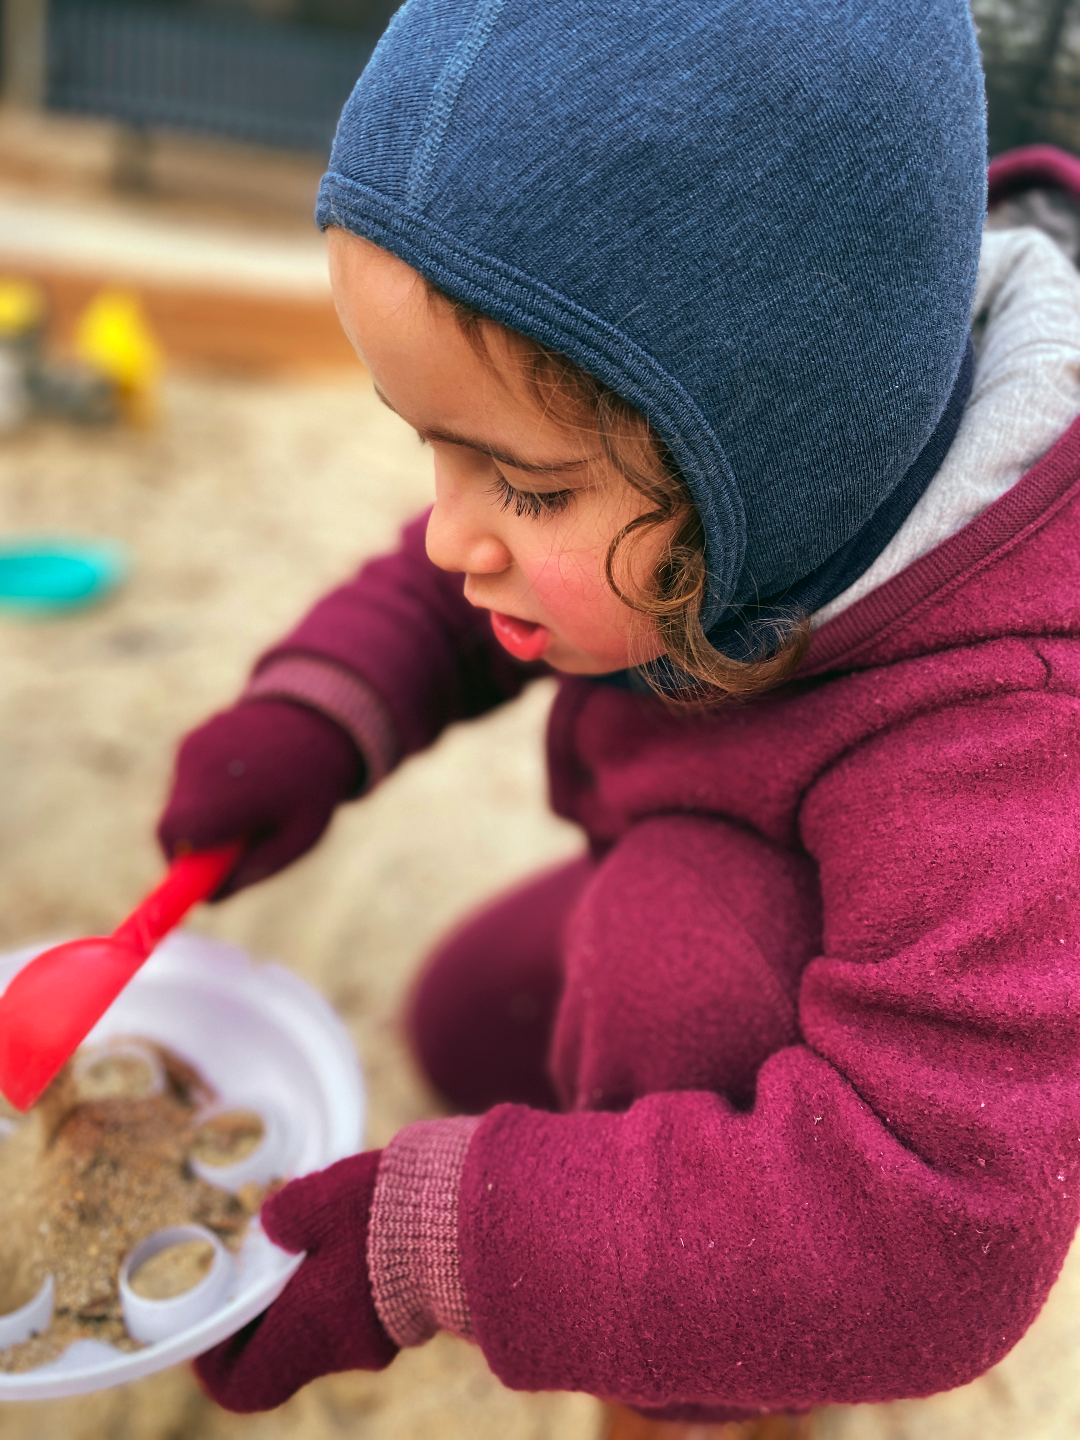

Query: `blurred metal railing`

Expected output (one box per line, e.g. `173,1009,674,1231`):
26,0,1080,161
45,0,376,153
973,0,1080,152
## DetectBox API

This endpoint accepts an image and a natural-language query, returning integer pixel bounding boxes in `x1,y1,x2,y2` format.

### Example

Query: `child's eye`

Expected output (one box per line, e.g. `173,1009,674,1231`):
490,474,574,519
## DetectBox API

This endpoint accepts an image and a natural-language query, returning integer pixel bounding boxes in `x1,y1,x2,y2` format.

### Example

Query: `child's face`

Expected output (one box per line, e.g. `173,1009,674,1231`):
328,230,670,674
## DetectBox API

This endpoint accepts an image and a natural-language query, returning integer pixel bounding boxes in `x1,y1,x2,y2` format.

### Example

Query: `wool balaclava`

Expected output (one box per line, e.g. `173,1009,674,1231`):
317,0,987,636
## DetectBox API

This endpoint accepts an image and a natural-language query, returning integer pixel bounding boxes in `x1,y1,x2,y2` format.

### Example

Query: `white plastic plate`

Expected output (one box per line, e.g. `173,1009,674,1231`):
0,931,364,1399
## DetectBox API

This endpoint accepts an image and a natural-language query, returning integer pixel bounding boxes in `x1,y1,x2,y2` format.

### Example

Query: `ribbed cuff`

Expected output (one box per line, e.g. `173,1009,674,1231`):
243,655,399,793
368,1116,481,1347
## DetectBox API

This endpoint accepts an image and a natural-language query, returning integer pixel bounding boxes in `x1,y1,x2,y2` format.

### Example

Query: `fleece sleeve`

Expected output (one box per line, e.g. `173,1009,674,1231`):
241,510,540,779
404,688,1080,1412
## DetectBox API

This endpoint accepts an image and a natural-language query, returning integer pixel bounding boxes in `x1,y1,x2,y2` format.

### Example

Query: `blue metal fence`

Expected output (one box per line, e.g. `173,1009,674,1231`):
42,0,1080,160
46,0,376,152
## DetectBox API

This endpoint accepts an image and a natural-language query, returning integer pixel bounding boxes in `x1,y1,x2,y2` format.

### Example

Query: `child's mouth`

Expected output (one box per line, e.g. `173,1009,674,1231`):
489,611,550,662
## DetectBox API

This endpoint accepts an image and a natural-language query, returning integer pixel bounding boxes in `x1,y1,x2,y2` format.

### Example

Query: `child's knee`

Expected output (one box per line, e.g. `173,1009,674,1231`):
406,857,592,1112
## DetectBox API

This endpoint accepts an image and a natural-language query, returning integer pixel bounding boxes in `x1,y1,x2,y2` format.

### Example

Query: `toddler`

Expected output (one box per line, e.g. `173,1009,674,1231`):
158,0,1080,1424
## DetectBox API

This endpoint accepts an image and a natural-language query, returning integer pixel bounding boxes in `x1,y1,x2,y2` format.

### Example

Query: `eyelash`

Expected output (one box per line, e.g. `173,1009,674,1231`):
490,473,574,519
416,438,575,518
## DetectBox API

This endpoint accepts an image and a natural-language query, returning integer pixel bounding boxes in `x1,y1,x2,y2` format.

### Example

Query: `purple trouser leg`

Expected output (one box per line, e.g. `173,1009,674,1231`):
406,857,592,1114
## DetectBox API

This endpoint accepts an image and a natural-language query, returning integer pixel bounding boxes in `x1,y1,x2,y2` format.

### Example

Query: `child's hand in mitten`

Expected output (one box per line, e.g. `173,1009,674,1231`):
157,700,361,897
194,1151,397,1412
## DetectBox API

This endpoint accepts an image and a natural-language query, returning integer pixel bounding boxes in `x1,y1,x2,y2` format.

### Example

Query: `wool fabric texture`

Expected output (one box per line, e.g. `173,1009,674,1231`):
368,1117,480,1345
316,0,987,626
157,699,361,897
194,1151,397,1412
815,224,1080,623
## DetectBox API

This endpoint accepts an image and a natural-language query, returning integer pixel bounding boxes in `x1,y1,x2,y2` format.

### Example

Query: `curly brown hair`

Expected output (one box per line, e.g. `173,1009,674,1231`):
424,284,810,703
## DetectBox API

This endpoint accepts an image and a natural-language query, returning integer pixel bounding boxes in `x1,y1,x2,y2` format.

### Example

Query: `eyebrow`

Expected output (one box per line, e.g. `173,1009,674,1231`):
373,386,594,476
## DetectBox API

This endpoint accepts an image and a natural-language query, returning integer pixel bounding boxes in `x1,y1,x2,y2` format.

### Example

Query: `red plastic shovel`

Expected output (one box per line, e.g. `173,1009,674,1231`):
0,843,243,1112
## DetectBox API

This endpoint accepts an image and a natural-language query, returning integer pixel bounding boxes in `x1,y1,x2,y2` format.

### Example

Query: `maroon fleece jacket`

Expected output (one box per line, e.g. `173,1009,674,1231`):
249,416,1080,1416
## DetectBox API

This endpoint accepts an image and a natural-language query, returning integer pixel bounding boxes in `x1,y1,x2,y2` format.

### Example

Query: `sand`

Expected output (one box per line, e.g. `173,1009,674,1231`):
76,1051,162,1103
130,1240,216,1302
191,1112,265,1168
0,1046,261,1374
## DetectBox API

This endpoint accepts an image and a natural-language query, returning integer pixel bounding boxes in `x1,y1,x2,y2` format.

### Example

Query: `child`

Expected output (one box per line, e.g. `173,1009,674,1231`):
158,0,1080,1424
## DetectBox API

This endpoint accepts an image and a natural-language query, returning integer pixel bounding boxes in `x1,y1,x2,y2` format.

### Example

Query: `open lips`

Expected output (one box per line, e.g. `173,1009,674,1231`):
489,610,550,661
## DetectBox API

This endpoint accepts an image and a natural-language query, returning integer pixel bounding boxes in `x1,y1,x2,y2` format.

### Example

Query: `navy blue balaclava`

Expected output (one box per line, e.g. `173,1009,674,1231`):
317,0,987,637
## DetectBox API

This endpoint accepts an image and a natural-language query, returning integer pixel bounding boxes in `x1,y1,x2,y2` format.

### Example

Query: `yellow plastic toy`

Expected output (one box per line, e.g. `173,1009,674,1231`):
0,279,47,341
74,290,163,426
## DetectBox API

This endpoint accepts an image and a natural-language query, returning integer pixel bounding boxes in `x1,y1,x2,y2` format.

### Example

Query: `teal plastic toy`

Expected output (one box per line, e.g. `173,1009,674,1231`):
0,539,128,614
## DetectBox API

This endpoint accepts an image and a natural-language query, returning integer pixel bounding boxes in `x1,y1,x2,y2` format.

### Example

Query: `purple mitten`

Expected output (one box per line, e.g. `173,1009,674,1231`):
158,699,361,897
194,1151,398,1412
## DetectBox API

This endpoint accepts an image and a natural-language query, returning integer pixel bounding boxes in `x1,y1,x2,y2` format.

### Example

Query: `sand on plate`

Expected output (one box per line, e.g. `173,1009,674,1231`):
130,1240,216,1302
190,1112,265,1169
76,1051,162,1103
0,1045,263,1374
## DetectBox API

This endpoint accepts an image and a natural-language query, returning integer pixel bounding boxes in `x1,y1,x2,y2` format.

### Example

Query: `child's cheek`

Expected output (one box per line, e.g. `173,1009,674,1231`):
527,545,630,643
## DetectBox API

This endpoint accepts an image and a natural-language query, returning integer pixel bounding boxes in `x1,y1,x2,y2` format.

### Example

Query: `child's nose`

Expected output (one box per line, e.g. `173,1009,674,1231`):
425,496,512,576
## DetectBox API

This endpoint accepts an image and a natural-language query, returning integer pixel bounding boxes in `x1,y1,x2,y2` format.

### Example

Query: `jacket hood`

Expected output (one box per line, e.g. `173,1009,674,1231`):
317,0,987,628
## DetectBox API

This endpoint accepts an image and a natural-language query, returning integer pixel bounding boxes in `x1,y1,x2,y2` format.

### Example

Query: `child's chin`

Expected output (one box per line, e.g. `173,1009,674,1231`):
543,642,633,675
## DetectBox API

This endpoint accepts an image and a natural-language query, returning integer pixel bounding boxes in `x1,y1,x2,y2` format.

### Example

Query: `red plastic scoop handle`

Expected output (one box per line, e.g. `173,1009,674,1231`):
111,845,242,956
0,843,243,1112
